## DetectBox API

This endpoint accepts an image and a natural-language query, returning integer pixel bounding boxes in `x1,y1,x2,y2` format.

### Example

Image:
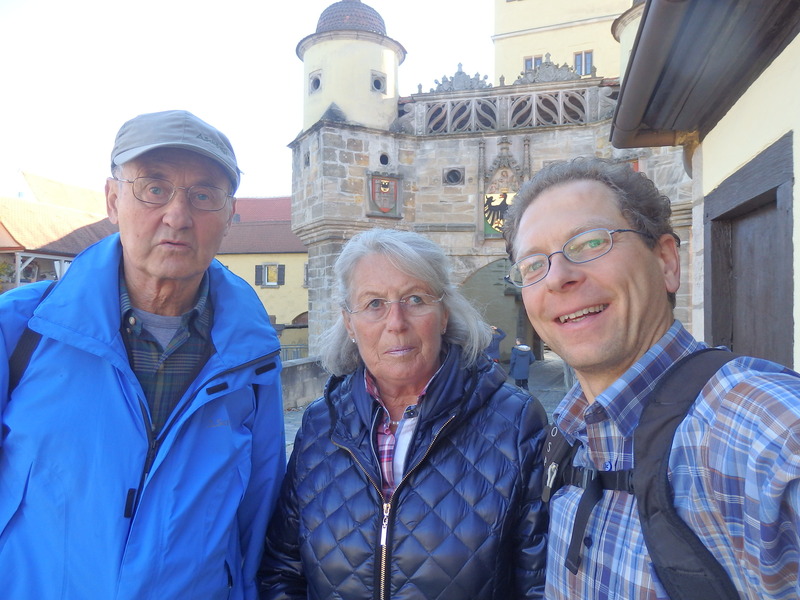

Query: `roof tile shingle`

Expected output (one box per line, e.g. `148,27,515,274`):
219,220,306,254
317,0,386,35
0,196,117,255
233,197,291,223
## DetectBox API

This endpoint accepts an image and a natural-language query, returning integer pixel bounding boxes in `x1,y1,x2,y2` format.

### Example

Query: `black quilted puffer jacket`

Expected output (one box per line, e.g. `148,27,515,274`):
259,346,549,599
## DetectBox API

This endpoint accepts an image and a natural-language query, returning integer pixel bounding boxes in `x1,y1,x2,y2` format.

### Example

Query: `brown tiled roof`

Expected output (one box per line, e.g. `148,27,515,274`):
23,173,107,216
45,219,118,255
219,220,306,254
233,197,291,222
0,173,115,256
0,196,117,256
317,0,386,35
0,221,20,250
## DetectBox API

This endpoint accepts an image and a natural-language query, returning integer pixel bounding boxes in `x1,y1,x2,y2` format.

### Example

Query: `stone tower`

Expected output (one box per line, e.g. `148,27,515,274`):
292,0,413,356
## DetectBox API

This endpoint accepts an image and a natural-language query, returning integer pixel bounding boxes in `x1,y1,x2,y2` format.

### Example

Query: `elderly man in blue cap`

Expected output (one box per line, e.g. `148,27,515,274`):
0,110,285,599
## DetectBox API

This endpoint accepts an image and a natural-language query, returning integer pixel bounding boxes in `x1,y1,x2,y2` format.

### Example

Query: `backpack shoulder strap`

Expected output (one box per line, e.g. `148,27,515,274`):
8,281,57,394
542,424,579,502
633,348,740,600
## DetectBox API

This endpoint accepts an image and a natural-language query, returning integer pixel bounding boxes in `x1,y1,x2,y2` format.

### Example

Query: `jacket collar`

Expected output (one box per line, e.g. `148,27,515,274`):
30,234,280,367
327,345,508,444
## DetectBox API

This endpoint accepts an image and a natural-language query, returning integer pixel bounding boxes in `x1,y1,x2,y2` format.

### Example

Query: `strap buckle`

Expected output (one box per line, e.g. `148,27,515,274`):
579,467,597,489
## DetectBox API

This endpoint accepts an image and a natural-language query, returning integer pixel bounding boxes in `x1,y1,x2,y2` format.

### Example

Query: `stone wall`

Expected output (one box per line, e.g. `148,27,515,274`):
281,356,329,409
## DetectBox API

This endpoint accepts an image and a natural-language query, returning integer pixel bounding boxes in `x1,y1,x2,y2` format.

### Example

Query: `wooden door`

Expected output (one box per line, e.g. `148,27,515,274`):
705,134,793,367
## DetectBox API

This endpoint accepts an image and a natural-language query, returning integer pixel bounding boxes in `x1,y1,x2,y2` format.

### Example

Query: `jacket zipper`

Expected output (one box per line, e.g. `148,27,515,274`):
379,501,391,598
124,349,280,519
333,412,456,600
331,439,387,598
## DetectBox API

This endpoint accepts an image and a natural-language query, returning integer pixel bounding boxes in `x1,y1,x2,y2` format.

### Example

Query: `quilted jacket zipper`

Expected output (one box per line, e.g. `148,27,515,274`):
379,501,391,598
333,412,457,600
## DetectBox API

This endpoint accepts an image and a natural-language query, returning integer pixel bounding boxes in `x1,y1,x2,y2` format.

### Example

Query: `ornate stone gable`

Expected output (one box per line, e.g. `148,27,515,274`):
511,53,588,85
430,63,492,93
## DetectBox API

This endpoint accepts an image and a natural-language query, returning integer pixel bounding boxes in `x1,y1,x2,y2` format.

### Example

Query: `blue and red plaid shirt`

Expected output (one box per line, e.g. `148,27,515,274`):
546,320,800,599
365,368,438,498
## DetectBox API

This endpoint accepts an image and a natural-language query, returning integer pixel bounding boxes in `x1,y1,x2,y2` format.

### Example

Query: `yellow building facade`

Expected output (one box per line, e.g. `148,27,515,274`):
493,0,631,83
216,197,309,355
219,251,308,338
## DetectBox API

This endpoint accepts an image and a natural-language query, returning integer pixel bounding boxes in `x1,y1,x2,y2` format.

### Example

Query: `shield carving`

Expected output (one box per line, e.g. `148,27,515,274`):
370,177,399,215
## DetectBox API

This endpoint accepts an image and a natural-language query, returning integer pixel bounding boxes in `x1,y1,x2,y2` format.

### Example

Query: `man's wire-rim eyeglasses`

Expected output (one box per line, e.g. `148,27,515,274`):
112,176,232,212
505,228,650,288
345,293,445,322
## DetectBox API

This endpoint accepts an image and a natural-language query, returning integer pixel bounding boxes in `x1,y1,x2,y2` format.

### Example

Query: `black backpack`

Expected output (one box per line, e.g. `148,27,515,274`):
7,281,56,394
542,349,741,600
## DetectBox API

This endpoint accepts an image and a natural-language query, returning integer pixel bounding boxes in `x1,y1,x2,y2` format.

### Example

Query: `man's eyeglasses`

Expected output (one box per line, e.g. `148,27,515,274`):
345,293,445,322
113,177,231,212
506,228,650,288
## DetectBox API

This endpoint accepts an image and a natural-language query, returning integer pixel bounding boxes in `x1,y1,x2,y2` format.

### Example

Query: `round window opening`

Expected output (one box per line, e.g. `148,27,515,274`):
445,169,464,184
379,153,390,166
310,76,321,91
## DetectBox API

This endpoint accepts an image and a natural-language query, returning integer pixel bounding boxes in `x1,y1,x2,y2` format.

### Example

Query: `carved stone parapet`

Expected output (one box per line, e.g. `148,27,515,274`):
401,79,618,136
426,63,492,93
512,53,582,84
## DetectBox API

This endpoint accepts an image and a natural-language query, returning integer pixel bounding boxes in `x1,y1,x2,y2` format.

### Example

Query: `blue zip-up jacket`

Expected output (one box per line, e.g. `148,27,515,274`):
0,234,286,600
509,344,535,380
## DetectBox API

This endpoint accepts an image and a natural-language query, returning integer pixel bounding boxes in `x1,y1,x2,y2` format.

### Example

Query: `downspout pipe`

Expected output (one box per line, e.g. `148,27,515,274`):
611,0,692,149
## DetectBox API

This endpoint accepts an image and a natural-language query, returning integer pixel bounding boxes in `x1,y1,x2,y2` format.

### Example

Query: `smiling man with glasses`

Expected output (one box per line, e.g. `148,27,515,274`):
0,110,285,599
506,228,651,288
503,156,800,600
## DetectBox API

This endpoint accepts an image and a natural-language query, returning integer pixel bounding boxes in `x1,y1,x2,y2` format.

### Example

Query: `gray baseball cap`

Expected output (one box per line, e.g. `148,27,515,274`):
110,110,241,192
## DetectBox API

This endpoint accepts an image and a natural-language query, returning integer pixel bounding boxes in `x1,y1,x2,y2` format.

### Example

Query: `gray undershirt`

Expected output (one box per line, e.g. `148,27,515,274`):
132,308,182,350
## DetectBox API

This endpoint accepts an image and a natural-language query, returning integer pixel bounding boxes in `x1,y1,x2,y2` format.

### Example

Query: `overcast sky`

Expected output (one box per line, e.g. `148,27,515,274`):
0,0,494,199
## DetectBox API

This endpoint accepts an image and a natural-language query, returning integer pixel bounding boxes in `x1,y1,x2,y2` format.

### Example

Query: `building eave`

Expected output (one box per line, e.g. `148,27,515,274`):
611,0,800,149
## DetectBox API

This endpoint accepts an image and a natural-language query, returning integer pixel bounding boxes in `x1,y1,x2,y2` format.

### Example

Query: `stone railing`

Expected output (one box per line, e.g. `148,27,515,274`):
281,356,328,409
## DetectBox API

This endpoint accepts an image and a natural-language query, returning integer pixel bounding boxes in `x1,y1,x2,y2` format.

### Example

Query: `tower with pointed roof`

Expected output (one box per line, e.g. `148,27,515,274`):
296,0,406,132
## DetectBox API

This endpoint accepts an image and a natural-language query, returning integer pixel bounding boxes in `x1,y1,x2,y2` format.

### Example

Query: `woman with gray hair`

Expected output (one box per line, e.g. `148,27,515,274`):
260,228,548,599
